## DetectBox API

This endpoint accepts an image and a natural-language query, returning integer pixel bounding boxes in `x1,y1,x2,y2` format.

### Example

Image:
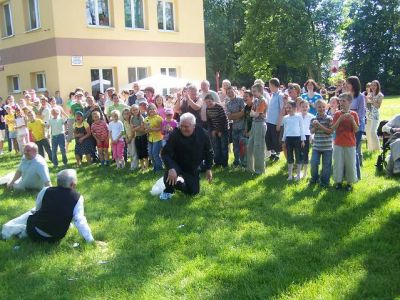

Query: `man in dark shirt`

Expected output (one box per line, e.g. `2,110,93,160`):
160,113,214,200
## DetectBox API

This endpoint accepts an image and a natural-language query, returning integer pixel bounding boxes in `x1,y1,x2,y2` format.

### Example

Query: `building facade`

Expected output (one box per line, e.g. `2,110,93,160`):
0,0,206,98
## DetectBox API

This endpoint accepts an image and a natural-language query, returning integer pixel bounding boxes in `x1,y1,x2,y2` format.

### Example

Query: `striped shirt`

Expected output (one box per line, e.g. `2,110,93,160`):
91,120,109,142
206,103,229,132
310,114,333,151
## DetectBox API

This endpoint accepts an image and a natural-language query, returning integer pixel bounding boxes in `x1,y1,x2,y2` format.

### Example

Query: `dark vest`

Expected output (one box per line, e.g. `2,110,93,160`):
27,187,80,240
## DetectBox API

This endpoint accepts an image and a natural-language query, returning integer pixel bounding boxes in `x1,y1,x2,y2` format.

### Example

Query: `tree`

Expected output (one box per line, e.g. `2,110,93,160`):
237,0,343,84
342,0,400,95
204,0,254,88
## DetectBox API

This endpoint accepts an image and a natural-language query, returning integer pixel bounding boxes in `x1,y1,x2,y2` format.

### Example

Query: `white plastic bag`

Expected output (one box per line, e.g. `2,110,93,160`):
150,177,165,196
1,209,33,240
0,172,15,186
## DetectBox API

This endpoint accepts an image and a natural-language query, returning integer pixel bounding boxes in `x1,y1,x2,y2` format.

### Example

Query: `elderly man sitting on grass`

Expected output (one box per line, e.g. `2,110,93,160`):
5,142,51,191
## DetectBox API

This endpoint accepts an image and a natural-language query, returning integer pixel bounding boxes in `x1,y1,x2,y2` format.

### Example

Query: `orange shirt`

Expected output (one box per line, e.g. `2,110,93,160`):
333,111,359,147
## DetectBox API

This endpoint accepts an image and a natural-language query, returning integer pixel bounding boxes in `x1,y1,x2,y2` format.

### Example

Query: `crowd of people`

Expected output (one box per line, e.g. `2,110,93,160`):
0,75,396,198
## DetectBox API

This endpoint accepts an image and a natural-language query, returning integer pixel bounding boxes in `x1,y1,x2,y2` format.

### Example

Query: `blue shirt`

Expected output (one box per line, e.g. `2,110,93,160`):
301,93,323,115
350,94,366,132
267,92,284,125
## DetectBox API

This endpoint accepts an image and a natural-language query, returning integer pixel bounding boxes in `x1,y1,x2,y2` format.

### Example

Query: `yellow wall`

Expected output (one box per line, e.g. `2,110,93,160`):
0,0,55,48
51,0,205,44
0,56,60,97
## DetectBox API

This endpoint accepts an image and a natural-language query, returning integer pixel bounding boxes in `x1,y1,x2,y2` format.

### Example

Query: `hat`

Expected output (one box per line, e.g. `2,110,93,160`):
33,97,40,103
138,99,148,106
106,87,115,92
136,91,145,98
75,91,84,96
75,111,84,116
165,107,174,115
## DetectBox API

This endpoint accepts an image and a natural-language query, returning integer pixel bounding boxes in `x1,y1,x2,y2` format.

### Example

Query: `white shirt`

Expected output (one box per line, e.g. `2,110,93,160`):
108,120,124,141
297,112,314,136
34,187,94,242
282,114,305,141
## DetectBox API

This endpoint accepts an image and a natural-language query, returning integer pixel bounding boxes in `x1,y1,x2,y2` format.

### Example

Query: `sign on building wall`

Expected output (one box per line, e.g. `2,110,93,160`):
71,56,83,66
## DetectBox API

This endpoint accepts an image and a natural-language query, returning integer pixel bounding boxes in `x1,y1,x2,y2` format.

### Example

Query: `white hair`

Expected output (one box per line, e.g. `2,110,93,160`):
57,169,77,188
179,113,196,126
201,80,210,87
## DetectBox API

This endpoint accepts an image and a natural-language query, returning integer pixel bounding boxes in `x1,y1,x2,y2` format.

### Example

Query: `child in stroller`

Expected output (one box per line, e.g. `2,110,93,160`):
378,114,400,174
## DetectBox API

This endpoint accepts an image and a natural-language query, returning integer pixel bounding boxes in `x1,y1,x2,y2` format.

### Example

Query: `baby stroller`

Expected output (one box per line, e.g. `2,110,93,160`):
375,120,400,174
375,120,390,172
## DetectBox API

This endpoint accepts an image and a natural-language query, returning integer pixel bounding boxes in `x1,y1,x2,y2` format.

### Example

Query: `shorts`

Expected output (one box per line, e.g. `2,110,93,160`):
8,130,16,139
0,129,5,141
97,139,109,149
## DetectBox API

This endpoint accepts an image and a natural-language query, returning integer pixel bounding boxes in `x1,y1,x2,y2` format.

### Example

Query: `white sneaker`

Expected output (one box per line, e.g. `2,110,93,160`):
287,176,293,181
159,192,173,201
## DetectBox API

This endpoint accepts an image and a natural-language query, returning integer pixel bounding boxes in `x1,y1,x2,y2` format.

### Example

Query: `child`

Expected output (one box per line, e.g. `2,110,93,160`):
282,100,305,181
109,110,125,169
48,108,68,167
332,93,359,191
309,100,333,187
122,108,138,170
14,107,29,153
0,102,5,155
91,111,109,166
161,107,177,147
4,105,18,153
131,104,149,171
327,96,339,116
155,95,166,119
27,110,52,161
74,111,94,167
298,100,314,178
144,103,163,172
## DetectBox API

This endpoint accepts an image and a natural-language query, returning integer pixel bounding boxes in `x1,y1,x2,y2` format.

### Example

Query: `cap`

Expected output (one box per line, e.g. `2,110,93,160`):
136,91,145,98
75,91,84,96
138,99,148,106
165,107,174,115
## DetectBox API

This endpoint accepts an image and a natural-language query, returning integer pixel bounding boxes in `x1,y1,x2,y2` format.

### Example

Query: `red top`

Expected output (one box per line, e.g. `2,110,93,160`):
91,120,109,142
333,110,359,147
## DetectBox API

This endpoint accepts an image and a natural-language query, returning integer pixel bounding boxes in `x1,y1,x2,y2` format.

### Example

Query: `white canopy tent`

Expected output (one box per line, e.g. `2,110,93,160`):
120,75,201,94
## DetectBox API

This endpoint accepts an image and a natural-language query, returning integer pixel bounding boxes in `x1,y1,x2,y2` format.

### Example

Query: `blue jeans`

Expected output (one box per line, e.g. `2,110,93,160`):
310,149,332,185
210,131,229,167
148,140,163,171
355,130,363,179
232,127,244,165
51,134,68,166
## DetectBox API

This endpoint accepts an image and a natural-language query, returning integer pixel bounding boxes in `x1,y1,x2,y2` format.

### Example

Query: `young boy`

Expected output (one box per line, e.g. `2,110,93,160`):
4,105,18,153
309,100,333,187
91,111,110,166
27,110,52,161
332,93,359,191
48,108,68,167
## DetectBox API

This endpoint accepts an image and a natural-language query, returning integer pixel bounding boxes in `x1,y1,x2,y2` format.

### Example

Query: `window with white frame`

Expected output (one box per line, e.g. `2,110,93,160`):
124,0,144,29
8,76,20,93
157,1,174,31
27,0,40,30
2,2,14,37
86,0,110,27
35,72,46,91
91,68,114,97
160,67,177,77
128,67,147,83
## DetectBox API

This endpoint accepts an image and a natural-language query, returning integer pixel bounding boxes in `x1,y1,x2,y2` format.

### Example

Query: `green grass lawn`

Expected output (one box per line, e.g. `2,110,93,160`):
0,97,399,299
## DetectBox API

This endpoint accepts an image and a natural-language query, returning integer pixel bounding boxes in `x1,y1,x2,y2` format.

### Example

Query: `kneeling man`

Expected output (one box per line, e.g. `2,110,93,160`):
160,113,214,200
27,169,95,243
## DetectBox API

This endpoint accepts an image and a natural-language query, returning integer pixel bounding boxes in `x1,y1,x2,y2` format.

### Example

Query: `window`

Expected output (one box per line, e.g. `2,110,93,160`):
157,1,174,31
124,0,144,29
128,67,147,83
35,72,46,91
160,67,177,77
27,0,40,30
8,76,20,93
2,3,13,37
86,0,110,27
91,68,114,97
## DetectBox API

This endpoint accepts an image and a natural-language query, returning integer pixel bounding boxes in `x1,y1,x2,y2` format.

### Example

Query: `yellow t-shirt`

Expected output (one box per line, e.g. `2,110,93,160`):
5,114,15,131
28,119,45,141
144,115,163,142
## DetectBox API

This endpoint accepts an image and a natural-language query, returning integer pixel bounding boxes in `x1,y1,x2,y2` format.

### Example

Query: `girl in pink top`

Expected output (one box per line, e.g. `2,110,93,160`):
155,95,166,119
161,107,177,147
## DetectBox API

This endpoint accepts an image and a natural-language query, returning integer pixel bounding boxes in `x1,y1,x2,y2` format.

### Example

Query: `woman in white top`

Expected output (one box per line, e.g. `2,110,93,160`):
365,80,384,151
